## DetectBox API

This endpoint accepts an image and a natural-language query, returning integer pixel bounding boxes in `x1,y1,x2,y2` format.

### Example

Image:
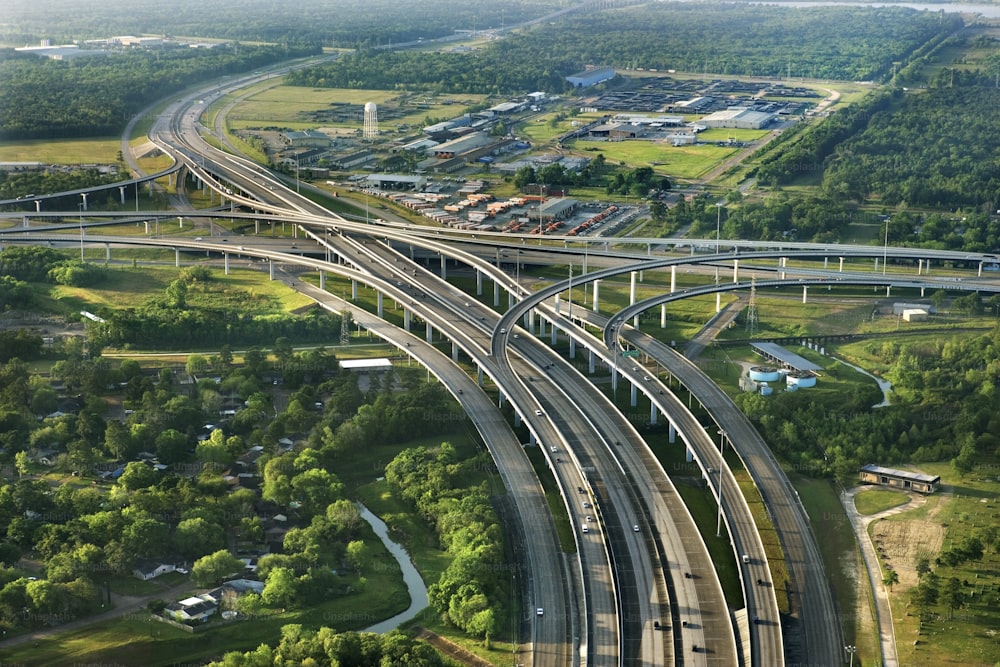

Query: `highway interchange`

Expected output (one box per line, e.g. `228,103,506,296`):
4,65,1000,667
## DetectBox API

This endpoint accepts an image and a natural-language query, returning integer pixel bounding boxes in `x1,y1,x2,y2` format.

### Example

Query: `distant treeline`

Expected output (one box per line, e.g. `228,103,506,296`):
287,4,960,95
0,43,317,140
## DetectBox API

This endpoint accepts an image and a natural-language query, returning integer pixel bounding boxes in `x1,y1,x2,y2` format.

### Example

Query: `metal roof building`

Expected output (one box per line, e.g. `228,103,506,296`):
700,108,775,130
750,342,823,373
567,67,616,88
859,464,940,494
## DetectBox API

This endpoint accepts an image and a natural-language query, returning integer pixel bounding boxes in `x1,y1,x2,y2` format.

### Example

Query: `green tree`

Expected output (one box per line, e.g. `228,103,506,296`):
14,451,29,479
118,461,158,491
262,566,298,608
174,518,226,560
944,577,963,619
883,568,899,592
191,550,243,587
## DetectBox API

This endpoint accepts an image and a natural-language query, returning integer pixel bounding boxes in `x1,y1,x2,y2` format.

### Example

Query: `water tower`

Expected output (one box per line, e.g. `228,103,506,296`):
363,102,379,139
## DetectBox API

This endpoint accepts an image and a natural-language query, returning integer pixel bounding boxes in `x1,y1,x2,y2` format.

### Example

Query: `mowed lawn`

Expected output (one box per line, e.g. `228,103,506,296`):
0,137,122,164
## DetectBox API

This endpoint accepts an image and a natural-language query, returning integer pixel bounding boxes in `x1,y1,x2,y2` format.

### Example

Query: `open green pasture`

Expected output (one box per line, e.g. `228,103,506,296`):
571,139,737,180
0,138,122,165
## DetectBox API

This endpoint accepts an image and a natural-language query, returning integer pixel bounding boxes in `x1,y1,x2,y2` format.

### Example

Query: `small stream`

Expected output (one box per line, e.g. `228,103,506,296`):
835,357,893,407
358,502,429,633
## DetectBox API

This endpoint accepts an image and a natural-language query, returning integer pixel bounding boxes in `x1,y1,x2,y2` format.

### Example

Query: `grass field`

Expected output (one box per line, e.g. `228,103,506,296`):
572,139,738,179
855,488,910,515
874,463,1000,667
0,138,122,164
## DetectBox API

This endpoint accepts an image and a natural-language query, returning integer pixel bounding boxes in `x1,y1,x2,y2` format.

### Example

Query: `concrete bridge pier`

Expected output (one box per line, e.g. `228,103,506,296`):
351,279,358,301
589,349,595,374
425,322,433,343
476,270,483,296
175,249,181,268
669,423,677,444
377,292,384,318
650,403,658,425
593,279,600,312
224,254,230,275
440,256,447,280
451,342,459,362
630,382,638,407
494,281,500,307
661,304,667,328
403,308,411,331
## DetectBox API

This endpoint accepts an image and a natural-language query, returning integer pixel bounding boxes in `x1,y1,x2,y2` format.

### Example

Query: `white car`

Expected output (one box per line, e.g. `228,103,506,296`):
633,525,640,533
535,409,543,416
536,607,544,616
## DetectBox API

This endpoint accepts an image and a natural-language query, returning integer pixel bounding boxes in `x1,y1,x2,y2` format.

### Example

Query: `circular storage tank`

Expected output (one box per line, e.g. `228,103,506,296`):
749,366,782,382
786,371,817,388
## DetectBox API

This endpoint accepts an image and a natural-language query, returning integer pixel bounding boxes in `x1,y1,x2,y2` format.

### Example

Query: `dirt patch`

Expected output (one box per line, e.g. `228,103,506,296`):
413,627,495,667
870,518,946,588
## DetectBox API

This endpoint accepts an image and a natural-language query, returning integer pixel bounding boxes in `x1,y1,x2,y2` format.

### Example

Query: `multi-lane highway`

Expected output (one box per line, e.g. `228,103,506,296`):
7,55,1000,667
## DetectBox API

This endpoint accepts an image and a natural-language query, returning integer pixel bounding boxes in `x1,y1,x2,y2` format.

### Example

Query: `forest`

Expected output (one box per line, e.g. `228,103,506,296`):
736,326,1000,486
820,84,1000,210
0,43,317,140
286,4,959,95
2,0,549,49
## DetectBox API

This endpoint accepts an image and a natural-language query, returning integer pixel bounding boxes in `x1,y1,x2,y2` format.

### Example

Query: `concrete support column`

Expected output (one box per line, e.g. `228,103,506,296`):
175,249,181,268
513,412,520,428
377,292,384,318
81,193,88,212
630,382,637,407
716,292,721,313
268,260,275,280
403,309,411,331
593,279,600,312
569,337,576,359
508,292,514,309
440,255,447,280
498,392,505,409
588,349,595,375
35,200,41,213
633,314,640,329
554,294,561,315
803,286,808,303
780,256,786,280
670,265,676,293
685,445,693,462
478,368,484,387
925,259,931,274
920,287,925,297
979,262,983,278
224,253,230,275
650,402,658,425
886,286,891,297
669,423,677,444
177,216,184,229
823,256,829,269
494,281,500,307
630,271,637,306
611,367,618,393
119,186,126,205
425,322,433,343
476,270,483,295
105,244,111,262
539,317,545,337
733,259,739,283
839,257,845,272
452,342,459,362
319,271,325,289
661,304,667,328
917,259,923,275
351,280,358,301
874,258,879,272
527,310,534,332
550,324,557,346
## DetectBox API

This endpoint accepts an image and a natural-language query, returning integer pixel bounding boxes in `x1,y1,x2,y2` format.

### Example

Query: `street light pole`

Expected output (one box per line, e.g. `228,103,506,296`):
715,202,723,284
844,644,856,667
78,204,85,261
716,429,726,537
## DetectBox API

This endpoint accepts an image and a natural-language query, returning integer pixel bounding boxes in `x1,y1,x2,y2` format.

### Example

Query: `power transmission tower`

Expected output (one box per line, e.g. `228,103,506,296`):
340,310,352,346
745,276,759,337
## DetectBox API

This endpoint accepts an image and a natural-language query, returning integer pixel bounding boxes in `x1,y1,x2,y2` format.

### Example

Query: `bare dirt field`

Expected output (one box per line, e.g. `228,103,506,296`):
869,499,948,589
